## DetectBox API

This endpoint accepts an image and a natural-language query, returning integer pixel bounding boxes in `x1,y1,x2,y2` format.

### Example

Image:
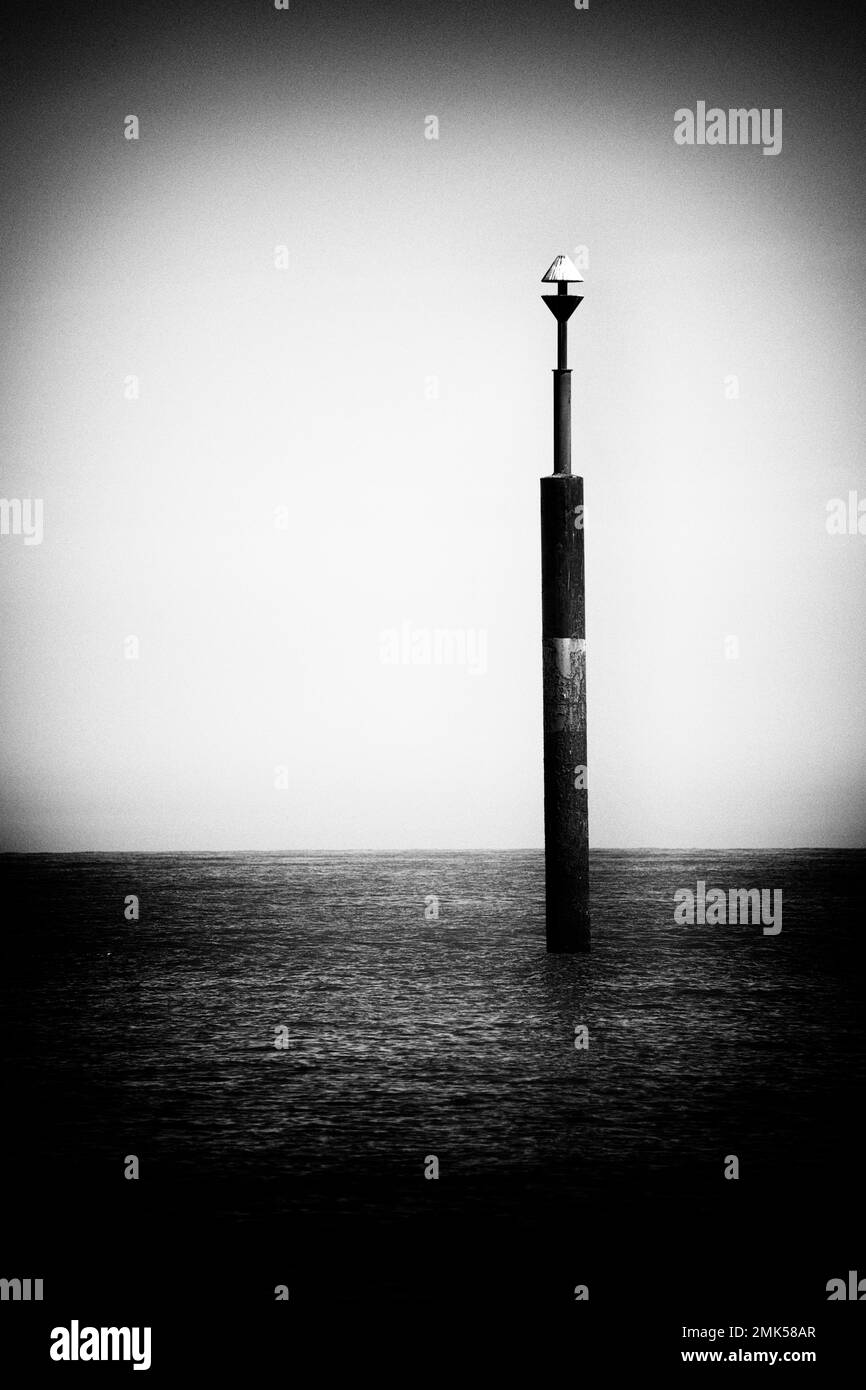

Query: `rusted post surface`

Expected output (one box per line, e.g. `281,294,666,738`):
541,473,589,951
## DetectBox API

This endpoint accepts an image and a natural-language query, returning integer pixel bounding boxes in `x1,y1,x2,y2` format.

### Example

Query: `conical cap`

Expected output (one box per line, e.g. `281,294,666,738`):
541,253,583,283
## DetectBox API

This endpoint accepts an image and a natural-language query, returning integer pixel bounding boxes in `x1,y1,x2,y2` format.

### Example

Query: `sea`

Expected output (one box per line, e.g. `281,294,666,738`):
1,848,864,1331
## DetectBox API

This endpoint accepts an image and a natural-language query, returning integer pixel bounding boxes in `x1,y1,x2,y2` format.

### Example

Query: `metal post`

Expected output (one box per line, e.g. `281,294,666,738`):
540,255,589,951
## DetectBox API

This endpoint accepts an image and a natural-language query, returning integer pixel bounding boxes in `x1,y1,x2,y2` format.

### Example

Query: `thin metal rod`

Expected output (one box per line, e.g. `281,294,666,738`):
552,369,571,476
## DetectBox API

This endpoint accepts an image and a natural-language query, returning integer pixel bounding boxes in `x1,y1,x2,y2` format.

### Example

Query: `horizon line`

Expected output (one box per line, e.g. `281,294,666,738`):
2,845,864,856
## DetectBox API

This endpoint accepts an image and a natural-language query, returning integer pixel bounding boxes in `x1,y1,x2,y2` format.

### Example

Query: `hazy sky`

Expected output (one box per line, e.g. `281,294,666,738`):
1,0,864,850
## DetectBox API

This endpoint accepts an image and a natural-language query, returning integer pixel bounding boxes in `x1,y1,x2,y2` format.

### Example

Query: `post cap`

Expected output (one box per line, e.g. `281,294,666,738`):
542,253,583,283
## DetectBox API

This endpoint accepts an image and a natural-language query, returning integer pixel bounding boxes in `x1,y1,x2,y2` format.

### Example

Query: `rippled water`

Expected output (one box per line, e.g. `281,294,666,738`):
2,850,864,1228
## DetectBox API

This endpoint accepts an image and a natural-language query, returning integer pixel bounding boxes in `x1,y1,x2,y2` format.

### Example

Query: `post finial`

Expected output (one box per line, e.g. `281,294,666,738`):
541,254,583,283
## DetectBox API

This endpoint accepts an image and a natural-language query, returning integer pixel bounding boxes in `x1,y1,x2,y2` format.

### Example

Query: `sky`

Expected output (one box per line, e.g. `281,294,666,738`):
1,0,864,850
